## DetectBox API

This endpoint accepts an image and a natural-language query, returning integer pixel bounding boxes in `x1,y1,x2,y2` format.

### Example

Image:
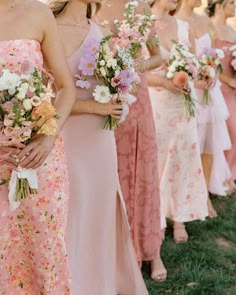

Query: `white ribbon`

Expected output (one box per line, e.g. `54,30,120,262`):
8,168,38,211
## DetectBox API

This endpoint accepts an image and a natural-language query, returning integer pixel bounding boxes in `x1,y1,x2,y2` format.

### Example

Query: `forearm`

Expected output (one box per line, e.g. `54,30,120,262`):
146,73,166,87
54,86,76,135
146,55,163,71
71,99,96,115
219,73,235,88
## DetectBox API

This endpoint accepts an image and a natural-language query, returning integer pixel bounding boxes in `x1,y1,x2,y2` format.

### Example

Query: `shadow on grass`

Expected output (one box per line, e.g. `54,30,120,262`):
142,193,236,295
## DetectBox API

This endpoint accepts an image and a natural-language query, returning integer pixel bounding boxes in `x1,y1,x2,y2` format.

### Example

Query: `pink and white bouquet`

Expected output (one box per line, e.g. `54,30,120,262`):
0,67,58,210
198,48,224,104
112,1,158,58
76,35,140,129
229,44,236,71
166,42,200,118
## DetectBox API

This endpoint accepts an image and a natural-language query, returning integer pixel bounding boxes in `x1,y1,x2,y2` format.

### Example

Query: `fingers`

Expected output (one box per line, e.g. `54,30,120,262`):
17,142,36,162
1,160,18,170
19,149,38,168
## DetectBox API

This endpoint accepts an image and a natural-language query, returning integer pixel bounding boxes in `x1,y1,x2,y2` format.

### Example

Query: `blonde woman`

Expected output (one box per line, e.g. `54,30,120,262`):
49,0,149,294
0,0,76,293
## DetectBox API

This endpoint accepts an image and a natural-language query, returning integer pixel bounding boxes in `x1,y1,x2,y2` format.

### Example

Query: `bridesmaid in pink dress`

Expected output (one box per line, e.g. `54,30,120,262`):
147,0,209,243
50,0,149,294
0,0,76,294
210,0,236,184
97,0,166,282
177,0,234,199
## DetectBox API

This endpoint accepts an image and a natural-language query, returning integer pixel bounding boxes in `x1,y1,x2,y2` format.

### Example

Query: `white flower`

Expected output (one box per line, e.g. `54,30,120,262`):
29,86,36,92
215,48,225,59
99,60,106,66
114,19,119,25
23,98,32,111
0,69,20,91
100,67,107,77
209,67,216,78
8,88,16,95
168,64,177,73
107,58,117,69
16,90,27,100
93,86,111,103
115,70,121,76
166,72,174,79
232,51,236,57
150,14,157,21
31,96,41,107
20,82,29,90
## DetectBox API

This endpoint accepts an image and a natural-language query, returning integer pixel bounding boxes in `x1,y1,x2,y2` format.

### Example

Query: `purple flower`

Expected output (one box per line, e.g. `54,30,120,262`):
119,69,136,84
78,55,97,76
83,38,100,56
76,79,91,89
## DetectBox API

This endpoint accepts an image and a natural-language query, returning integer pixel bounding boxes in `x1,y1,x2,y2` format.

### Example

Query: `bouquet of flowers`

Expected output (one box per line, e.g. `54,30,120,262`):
198,48,224,104
229,44,236,71
112,0,158,58
76,36,140,129
0,67,58,211
166,42,200,118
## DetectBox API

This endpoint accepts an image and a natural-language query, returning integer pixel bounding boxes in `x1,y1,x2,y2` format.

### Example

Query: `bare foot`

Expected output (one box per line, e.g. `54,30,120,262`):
173,222,188,243
207,198,217,218
224,179,236,196
151,257,167,282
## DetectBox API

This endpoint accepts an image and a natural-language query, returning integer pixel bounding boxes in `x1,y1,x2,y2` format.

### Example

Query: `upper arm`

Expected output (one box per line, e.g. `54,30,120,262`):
35,4,74,91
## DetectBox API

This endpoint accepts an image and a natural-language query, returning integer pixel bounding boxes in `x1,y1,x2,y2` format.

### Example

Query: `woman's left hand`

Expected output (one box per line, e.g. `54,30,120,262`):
18,135,57,169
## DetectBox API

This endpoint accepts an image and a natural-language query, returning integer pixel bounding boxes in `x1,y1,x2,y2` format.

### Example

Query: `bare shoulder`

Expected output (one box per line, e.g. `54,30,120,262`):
23,0,55,25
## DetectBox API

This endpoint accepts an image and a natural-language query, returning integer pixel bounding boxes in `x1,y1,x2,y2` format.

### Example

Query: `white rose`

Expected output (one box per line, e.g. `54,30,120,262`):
115,70,121,76
168,65,176,73
23,98,32,111
150,15,157,21
8,88,16,95
29,86,36,92
17,90,27,100
166,72,174,79
20,82,29,90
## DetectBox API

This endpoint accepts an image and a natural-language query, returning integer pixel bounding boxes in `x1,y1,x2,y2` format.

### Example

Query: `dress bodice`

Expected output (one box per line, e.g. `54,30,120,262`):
215,39,236,78
67,21,104,100
195,33,212,56
0,39,43,73
153,19,191,75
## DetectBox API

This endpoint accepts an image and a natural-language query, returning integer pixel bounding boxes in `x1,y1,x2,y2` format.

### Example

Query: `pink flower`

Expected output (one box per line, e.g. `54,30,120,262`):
78,55,96,76
173,71,189,88
2,101,13,112
83,38,100,56
111,76,121,87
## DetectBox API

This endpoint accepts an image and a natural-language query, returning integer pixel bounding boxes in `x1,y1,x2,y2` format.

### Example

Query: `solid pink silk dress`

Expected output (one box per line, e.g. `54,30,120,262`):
195,33,232,196
215,39,236,181
62,21,148,295
148,20,209,228
0,40,71,294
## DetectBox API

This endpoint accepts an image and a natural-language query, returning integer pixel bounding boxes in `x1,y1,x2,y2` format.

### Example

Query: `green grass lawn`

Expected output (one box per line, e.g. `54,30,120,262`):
143,193,236,295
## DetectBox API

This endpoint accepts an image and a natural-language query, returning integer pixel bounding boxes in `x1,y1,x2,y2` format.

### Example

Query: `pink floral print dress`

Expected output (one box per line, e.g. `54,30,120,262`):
0,40,71,295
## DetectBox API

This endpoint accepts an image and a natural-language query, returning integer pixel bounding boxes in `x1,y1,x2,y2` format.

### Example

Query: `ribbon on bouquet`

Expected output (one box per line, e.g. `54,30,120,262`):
118,93,137,124
8,168,38,211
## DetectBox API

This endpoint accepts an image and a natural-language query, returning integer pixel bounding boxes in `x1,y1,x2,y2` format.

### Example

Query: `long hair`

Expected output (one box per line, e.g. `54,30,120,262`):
48,0,101,18
206,0,229,17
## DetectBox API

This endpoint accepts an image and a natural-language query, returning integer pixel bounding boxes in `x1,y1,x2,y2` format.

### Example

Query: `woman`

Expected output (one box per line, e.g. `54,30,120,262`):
147,0,209,243
97,0,166,282
49,0,149,294
0,0,76,293
177,0,234,199
209,0,236,185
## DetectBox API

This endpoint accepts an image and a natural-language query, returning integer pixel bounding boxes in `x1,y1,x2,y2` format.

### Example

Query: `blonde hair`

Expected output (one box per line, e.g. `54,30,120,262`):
48,0,101,18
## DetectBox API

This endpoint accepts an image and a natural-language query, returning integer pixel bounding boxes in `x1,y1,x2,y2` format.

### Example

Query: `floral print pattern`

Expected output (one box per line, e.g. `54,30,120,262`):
0,40,71,295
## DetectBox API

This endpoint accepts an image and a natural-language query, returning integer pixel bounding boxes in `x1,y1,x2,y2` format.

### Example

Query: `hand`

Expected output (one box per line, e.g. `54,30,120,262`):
18,135,56,169
228,77,236,89
0,144,24,169
92,99,123,121
162,78,182,94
